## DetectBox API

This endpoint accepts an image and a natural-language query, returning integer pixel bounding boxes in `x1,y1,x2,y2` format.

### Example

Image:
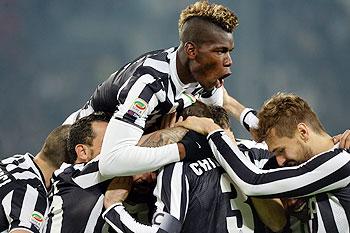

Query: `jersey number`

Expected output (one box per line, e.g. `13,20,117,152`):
220,173,254,232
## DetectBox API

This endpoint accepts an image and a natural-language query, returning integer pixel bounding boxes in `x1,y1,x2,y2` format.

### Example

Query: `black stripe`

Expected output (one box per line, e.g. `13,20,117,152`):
9,184,26,229
264,162,350,198
118,64,168,106
316,193,339,233
93,216,107,233
79,161,99,176
191,86,203,96
161,164,175,213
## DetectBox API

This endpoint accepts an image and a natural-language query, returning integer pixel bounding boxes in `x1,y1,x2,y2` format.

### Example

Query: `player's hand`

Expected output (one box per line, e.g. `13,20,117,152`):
175,116,220,135
179,131,213,161
224,129,236,142
332,129,350,149
104,176,133,209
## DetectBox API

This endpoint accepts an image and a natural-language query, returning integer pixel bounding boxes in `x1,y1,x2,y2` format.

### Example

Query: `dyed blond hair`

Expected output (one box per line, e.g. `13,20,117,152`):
179,1,239,35
256,92,326,142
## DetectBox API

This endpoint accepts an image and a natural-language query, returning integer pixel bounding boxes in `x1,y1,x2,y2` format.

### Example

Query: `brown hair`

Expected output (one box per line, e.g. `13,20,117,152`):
256,92,326,142
40,124,71,168
180,100,230,129
210,105,230,129
179,1,238,36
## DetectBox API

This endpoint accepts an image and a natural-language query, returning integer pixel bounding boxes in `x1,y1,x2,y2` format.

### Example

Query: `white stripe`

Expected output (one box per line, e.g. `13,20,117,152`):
170,162,183,220
73,171,108,189
143,58,169,74
49,194,64,233
1,156,20,165
184,176,189,217
328,193,350,232
115,74,156,127
18,185,38,228
153,169,165,212
12,171,38,180
83,195,104,233
2,191,14,226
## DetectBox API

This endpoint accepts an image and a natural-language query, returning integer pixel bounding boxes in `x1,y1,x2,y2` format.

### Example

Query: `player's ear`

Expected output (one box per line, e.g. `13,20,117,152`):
297,123,309,142
184,41,197,59
75,144,88,162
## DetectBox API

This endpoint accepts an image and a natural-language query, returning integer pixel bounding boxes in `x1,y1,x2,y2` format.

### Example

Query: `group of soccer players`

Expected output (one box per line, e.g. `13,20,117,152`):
1,1,350,233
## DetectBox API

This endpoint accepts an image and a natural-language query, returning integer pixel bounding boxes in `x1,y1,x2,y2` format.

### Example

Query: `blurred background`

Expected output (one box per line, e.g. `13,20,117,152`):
1,0,349,158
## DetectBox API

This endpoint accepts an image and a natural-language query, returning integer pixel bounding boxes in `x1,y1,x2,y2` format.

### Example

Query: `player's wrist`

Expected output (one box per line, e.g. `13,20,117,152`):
204,123,222,135
240,108,259,132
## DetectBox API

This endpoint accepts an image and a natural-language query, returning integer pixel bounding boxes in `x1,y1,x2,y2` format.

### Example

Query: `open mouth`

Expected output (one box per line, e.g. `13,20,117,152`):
215,73,231,88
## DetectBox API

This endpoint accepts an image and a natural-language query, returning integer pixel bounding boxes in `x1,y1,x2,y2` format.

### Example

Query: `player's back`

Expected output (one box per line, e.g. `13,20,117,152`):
46,162,111,233
0,153,47,232
180,158,266,233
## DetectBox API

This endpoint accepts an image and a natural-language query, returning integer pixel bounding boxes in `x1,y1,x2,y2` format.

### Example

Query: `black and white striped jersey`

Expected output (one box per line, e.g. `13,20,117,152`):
208,130,350,233
64,47,224,178
0,153,48,233
45,159,112,233
102,139,273,233
65,47,223,130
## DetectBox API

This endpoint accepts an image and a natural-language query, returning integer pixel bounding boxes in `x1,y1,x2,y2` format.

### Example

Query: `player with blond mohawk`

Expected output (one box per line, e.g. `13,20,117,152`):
63,1,244,182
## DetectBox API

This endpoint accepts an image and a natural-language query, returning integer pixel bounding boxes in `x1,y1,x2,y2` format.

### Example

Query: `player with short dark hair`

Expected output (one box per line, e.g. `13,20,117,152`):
45,112,112,233
0,124,70,233
66,112,112,163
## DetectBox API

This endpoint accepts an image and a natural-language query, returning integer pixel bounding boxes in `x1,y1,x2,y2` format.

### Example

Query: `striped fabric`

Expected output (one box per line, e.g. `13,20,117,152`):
103,140,271,233
0,153,48,233
208,130,350,233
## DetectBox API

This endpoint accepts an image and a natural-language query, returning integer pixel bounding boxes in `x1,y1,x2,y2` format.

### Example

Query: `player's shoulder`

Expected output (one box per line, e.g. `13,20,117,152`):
53,163,85,180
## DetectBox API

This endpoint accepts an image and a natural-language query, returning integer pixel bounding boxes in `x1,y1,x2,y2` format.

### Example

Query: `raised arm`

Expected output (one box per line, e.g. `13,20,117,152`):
177,116,350,198
209,130,350,198
97,73,191,178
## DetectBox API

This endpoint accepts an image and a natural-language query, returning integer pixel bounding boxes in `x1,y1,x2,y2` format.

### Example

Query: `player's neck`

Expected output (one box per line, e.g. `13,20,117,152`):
34,153,56,189
310,133,334,156
176,47,195,84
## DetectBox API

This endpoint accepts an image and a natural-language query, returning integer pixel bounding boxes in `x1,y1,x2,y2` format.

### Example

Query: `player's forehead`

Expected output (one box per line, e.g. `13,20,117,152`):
200,30,234,50
266,128,286,151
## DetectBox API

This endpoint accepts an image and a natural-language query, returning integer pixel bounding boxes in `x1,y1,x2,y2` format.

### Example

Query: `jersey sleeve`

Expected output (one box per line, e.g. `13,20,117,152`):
207,130,350,199
4,184,47,233
198,86,224,106
102,162,189,233
98,74,181,177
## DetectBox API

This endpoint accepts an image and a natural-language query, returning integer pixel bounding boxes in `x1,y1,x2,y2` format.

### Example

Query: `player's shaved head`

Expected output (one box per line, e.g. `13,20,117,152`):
178,1,238,44
180,17,227,44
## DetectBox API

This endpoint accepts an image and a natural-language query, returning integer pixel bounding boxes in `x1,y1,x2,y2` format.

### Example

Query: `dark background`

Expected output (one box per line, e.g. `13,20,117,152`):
1,0,349,158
